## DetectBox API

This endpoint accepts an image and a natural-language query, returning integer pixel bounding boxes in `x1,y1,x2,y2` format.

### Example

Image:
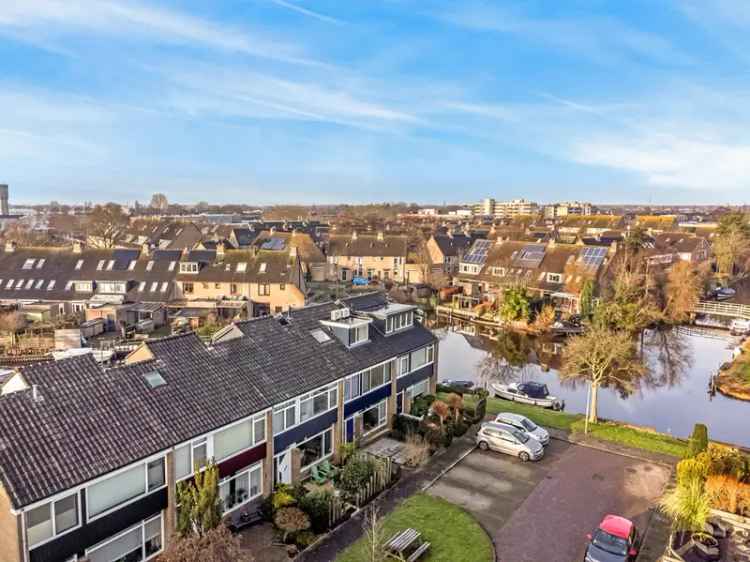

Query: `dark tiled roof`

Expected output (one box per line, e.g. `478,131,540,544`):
432,234,472,257
0,293,434,508
327,235,407,258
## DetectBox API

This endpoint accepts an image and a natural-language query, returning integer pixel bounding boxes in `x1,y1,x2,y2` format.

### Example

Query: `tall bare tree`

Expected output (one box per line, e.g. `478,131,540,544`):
664,261,706,323
86,203,129,248
160,525,253,562
561,325,644,423
713,212,750,276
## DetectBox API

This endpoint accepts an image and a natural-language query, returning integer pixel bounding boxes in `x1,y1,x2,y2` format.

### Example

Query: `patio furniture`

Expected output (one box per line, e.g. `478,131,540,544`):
228,507,264,533
311,460,338,485
385,528,431,562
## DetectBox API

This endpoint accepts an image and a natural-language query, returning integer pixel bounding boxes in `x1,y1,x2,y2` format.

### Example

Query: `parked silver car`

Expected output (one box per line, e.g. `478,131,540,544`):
476,422,544,461
494,413,550,446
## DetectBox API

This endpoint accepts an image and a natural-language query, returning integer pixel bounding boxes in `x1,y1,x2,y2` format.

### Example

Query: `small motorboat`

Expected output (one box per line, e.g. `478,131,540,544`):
713,287,737,301
441,379,476,393
491,381,565,410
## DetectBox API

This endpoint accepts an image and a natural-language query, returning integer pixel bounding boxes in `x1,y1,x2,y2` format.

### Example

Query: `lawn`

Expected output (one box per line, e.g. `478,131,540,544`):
335,494,494,562
438,392,688,457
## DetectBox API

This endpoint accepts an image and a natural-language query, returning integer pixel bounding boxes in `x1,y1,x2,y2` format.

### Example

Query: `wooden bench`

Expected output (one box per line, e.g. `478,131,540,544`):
386,528,431,562
228,508,264,533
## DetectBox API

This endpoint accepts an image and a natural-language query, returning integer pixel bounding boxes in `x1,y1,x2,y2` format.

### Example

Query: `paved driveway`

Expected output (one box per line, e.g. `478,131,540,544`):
428,440,670,562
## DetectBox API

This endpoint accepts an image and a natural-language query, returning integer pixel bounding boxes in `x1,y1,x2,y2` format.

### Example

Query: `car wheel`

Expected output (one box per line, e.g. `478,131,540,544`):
519,451,530,462
478,441,489,451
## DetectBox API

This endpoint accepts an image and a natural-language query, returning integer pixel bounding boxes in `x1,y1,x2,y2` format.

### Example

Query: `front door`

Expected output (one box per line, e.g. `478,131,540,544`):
276,450,292,485
396,392,404,415
345,417,355,443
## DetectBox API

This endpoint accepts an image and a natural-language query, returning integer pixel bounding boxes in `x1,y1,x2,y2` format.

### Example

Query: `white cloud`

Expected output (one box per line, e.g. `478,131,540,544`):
571,134,750,191
440,4,692,66
0,0,320,66
267,0,343,26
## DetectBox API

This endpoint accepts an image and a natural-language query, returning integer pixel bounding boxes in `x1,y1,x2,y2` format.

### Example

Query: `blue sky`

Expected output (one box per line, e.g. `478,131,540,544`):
2,0,750,205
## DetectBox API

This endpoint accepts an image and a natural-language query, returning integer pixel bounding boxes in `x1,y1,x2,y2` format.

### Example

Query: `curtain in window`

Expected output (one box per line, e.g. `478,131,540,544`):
87,464,145,517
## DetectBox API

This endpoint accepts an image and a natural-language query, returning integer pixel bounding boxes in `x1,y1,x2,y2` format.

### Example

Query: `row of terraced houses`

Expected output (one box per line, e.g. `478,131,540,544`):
0,293,437,562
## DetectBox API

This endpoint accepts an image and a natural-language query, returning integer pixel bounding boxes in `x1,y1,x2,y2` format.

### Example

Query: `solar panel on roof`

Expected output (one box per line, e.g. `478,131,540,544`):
579,246,607,269
261,237,286,251
514,244,546,267
463,239,492,264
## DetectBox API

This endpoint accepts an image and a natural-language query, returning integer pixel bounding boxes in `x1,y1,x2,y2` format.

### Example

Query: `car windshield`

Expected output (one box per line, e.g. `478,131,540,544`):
511,429,529,443
592,530,628,556
521,418,538,431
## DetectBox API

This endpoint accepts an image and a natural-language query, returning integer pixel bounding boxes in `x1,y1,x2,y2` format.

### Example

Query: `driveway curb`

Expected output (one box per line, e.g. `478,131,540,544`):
549,433,676,469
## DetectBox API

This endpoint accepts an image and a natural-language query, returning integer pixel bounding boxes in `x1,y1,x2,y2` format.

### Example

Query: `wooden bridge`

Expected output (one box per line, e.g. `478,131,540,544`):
693,301,750,320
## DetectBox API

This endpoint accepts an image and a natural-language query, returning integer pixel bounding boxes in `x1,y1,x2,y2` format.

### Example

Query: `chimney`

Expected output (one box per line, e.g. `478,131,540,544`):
31,384,43,403
351,231,358,241
376,231,384,241
72,240,83,254
4,241,16,253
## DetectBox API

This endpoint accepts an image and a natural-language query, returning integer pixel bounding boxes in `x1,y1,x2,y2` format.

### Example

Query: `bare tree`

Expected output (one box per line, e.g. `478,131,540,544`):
86,203,129,248
150,193,169,210
561,325,644,423
362,506,389,562
160,525,253,562
713,213,750,276
664,261,706,323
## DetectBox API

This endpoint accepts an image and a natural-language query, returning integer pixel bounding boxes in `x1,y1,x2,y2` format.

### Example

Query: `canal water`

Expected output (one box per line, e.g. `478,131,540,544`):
434,325,750,447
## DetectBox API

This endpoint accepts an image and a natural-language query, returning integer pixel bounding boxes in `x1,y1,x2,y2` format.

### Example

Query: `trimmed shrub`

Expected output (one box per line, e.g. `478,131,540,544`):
686,423,709,458
274,507,310,543
391,414,421,441
298,490,332,534
452,420,468,438
295,530,317,550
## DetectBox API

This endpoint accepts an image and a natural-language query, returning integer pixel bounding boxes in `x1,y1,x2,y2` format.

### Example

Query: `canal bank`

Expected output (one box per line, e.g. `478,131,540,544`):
433,324,750,447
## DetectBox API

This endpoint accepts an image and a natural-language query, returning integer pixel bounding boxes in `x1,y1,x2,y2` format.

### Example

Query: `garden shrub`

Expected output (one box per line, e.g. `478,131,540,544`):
295,530,317,550
274,507,310,543
452,419,468,438
391,414,421,441
442,422,454,448
686,423,709,458
261,483,297,520
298,490,332,534
411,394,436,417
338,455,376,495
705,474,750,515
421,422,445,451
698,444,748,480
402,432,431,468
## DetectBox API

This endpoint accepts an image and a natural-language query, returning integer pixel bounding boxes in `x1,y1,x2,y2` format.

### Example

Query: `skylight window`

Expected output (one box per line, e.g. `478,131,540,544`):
144,371,167,389
160,282,168,292
128,260,137,271
96,260,105,271
237,262,247,272
168,261,176,271
259,263,267,273
22,259,36,270
310,329,331,343
146,261,154,272
35,259,45,269
47,280,56,290
75,259,84,270
138,281,146,292
5,279,14,289
150,282,159,292
106,260,115,271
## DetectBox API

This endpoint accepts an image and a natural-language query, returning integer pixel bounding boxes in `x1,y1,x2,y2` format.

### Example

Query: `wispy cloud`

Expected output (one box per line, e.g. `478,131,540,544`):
0,0,322,66
439,3,693,67
267,0,343,26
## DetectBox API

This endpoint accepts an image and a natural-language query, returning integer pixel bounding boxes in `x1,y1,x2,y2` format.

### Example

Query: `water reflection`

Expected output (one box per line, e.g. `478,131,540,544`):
434,323,749,446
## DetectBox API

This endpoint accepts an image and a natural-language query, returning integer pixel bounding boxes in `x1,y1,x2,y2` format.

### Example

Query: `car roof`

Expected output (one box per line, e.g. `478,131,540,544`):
482,421,516,432
600,515,633,539
496,413,526,423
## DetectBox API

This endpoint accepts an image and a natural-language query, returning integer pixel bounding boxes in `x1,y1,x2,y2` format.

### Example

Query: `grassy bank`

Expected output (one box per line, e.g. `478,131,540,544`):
439,392,688,458
335,494,493,562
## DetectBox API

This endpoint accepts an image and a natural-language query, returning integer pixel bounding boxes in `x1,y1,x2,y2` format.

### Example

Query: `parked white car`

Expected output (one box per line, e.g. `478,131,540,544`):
476,422,544,462
494,413,550,446
730,318,750,336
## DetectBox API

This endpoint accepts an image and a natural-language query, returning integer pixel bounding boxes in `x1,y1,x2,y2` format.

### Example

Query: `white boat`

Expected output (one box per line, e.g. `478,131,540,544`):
491,381,565,410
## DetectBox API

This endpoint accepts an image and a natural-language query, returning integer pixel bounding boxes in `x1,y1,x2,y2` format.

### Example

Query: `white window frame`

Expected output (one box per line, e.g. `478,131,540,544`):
361,399,388,436
398,355,410,377
179,262,198,274
218,462,263,516
547,272,563,283
84,513,164,562
297,427,334,471
272,399,298,436
212,412,267,463
298,383,338,425
24,491,81,550
85,454,167,523
344,358,395,402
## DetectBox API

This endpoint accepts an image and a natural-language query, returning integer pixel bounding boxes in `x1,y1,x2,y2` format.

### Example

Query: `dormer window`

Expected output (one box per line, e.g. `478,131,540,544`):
385,311,413,334
179,262,199,274
350,324,369,346
259,263,267,274
547,273,563,284
237,262,247,273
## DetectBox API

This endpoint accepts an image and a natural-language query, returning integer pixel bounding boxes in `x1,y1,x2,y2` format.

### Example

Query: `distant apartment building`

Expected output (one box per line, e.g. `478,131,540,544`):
472,198,539,219
0,293,437,562
543,201,593,219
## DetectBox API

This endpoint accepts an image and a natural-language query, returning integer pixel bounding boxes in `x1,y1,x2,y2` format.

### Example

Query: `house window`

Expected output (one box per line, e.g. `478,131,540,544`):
236,262,247,273
85,514,163,562
258,284,270,296
361,361,392,393
406,378,430,401
87,458,166,519
547,273,563,283
25,493,79,548
349,323,369,346
410,345,433,371
183,282,194,294
299,385,338,423
219,463,262,514
230,283,239,295
298,429,333,470
273,400,297,435
174,436,211,481
214,413,265,462
362,400,388,434
399,355,410,376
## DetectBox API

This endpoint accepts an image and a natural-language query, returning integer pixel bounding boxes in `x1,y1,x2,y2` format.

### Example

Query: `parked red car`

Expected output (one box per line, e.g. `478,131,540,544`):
584,515,640,562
